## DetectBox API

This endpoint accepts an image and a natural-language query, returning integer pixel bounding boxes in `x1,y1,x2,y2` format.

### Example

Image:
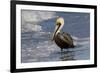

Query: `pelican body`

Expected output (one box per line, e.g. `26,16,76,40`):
52,17,75,50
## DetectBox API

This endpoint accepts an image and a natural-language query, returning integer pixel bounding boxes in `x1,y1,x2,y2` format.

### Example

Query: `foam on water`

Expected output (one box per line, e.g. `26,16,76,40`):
21,10,57,32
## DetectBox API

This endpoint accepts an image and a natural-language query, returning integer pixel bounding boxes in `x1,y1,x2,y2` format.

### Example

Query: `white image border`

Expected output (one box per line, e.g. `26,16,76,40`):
16,4,94,69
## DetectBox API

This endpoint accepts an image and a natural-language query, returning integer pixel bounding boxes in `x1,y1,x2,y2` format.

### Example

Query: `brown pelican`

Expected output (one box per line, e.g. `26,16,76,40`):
52,17,75,51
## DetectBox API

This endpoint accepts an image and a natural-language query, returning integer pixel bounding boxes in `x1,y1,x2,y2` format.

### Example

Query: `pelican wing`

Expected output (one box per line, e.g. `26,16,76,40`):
59,32,74,45
63,32,73,43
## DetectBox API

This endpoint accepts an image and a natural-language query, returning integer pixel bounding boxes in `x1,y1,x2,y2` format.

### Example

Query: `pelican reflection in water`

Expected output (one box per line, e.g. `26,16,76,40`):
52,16,75,51
60,51,75,61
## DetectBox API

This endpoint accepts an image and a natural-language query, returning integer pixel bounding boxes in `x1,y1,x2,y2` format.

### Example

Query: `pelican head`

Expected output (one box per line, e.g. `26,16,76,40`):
52,16,64,41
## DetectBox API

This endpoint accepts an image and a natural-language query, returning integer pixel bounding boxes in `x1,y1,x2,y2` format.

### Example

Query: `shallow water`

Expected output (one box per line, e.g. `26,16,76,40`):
21,32,90,63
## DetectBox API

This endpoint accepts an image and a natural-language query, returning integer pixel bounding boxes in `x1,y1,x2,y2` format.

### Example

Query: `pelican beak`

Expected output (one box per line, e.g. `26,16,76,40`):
52,24,60,41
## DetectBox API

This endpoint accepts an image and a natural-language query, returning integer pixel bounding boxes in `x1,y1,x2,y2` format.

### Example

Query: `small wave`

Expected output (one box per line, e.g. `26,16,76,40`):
72,36,90,46
72,36,90,41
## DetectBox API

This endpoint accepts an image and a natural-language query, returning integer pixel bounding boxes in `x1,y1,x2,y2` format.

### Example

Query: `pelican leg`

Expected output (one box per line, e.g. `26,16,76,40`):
61,48,63,52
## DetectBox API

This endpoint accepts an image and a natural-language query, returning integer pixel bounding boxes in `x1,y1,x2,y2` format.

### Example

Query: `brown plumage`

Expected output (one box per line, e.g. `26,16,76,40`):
54,32,75,49
52,17,75,50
